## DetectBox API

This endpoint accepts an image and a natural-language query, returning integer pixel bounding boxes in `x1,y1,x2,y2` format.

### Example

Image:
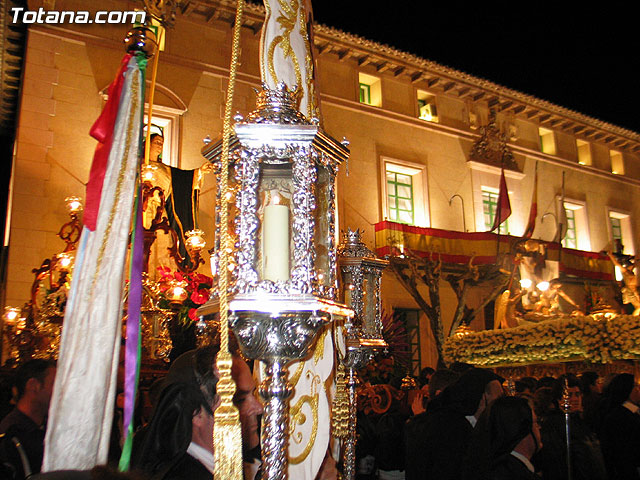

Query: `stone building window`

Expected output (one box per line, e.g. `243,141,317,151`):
576,139,592,166
539,127,556,155
559,199,590,251
358,72,381,107
610,150,624,175
608,209,634,281
608,210,633,253
381,157,429,227
387,170,414,224
563,208,577,249
417,90,438,122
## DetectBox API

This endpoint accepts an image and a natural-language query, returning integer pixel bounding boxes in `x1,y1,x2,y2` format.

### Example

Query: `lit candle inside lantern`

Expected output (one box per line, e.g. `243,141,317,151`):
263,195,290,282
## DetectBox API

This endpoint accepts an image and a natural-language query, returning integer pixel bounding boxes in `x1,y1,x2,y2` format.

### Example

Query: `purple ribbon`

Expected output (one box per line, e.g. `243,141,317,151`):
120,184,144,470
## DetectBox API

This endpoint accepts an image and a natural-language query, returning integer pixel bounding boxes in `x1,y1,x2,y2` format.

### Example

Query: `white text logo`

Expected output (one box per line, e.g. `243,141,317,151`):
10,8,146,25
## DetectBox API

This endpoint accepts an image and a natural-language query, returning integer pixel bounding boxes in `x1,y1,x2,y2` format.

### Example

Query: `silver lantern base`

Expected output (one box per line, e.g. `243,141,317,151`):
224,295,353,480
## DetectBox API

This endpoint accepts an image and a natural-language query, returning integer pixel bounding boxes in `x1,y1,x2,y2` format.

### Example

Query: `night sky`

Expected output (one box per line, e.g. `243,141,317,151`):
311,2,639,134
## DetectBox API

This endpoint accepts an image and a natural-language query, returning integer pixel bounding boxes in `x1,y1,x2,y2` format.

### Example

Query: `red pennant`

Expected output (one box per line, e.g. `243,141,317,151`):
84,53,134,231
490,168,511,232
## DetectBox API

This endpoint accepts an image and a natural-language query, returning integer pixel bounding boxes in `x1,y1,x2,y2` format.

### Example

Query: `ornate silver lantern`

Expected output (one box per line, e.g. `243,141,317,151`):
200,83,353,479
337,228,388,480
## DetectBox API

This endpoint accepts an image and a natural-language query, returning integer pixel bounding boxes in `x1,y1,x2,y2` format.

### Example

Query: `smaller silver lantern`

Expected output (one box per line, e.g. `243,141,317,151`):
337,228,388,480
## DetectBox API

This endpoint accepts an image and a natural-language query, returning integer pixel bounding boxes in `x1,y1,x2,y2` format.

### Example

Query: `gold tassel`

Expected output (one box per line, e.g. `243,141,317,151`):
213,351,243,479
331,364,349,439
213,0,245,477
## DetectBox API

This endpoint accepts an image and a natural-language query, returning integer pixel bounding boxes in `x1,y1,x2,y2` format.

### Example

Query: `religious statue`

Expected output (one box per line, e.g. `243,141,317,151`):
141,130,213,272
494,286,526,329
607,250,640,315
534,279,581,315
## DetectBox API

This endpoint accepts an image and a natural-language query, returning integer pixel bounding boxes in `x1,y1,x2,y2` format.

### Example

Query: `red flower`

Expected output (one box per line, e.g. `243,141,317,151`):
157,266,173,279
190,288,209,305
188,307,198,320
190,273,213,288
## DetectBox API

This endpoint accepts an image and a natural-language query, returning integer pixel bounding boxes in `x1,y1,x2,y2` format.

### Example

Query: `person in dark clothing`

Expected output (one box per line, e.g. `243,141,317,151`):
580,371,603,432
376,396,410,479
0,359,56,480
417,367,434,389
533,374,607,480
485,396,541,480
131,346,262,480
404,368,503,480
515,377,537,396
597,373,640,480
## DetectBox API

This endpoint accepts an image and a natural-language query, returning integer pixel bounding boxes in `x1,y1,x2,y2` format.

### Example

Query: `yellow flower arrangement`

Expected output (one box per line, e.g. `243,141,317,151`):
443,314,640,366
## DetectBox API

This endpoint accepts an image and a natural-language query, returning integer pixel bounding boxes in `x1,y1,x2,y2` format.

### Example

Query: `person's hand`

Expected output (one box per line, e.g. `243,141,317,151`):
411,391,426,415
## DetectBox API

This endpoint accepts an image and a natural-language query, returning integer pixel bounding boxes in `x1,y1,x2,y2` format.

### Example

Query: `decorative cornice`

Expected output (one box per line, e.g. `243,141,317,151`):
0,0,28,137
311,23,640,150
175,1,639,152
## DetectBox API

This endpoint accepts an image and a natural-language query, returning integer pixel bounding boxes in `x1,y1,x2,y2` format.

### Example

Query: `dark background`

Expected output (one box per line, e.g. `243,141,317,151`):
312,2,639,133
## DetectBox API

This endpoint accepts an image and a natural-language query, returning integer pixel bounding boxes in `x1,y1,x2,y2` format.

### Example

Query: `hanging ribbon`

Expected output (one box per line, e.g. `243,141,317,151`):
119,52,148,471
118,178,144,471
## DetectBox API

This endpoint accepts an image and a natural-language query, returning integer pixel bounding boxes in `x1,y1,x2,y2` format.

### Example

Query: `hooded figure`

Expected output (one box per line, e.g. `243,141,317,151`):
405,368,503,480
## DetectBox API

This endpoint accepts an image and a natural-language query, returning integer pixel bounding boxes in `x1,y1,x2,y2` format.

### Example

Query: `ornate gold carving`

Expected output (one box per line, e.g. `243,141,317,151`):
289,359,306,386
297,1,317,119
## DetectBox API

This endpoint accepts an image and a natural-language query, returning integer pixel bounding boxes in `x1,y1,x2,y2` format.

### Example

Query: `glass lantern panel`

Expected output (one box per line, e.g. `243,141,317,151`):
258,163,293,283
313,165,332,290
342,270,354,306
361,276,370,333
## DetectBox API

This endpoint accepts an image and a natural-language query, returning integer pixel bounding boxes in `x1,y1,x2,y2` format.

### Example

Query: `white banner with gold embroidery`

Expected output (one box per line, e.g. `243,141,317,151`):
260,0,319,119
42,56,143,470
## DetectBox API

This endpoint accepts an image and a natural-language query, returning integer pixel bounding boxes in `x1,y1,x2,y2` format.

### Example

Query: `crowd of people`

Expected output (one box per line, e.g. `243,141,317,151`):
0,345,266,480
1,353,639,480
355,364,640,480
